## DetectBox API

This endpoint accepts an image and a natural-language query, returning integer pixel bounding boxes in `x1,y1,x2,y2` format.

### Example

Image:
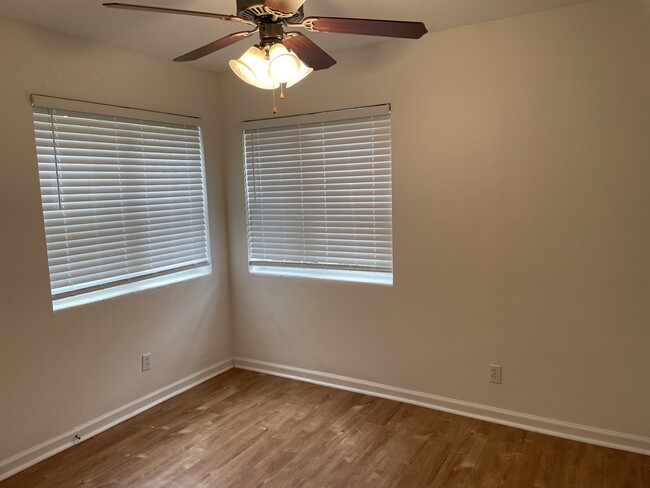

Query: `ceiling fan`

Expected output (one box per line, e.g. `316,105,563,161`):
104,0,427,111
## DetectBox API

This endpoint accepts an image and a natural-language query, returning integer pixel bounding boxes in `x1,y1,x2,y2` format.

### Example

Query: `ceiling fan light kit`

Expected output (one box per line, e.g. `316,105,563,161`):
229,44,313,89
104,0,428,113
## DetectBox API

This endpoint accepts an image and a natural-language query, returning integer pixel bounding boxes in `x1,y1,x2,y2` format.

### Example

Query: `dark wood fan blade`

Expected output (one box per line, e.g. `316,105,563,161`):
283,33,337,71
174,31,255,62
265,0,306,14
305,16,427,39
103,3,250,24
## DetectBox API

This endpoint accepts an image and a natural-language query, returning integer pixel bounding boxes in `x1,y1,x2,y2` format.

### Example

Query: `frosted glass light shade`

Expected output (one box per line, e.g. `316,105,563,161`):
268,44,301,84
229,46,279,90
229,60,256,86
287,62,313,88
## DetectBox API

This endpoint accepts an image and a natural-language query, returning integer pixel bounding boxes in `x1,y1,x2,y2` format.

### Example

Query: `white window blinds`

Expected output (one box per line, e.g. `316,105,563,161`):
242,104,393,284
32,96,210,307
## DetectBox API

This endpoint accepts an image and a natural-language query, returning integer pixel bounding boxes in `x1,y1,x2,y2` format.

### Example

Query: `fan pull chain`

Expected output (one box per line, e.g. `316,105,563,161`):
280,83,285,100
272,85,277,114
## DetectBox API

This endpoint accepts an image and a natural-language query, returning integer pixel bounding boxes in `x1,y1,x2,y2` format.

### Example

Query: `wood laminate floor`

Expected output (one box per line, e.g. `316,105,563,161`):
2,368,648,487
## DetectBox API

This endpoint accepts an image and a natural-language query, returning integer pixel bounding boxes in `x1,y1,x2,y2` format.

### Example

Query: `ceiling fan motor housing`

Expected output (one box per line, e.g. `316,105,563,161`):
259,23,285,45
236,0,305,23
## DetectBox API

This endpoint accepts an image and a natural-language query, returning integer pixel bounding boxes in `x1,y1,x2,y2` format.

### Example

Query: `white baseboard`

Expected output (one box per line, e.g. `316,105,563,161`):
0,358,234,482
233,357,650,456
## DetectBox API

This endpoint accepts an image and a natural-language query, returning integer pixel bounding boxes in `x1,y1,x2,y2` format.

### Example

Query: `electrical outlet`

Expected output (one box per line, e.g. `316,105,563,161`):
489,364,502,384
142,353,151,372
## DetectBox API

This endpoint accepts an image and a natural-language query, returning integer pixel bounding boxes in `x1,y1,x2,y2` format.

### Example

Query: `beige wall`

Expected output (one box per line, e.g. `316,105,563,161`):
0,18,231,461
219,0,650,438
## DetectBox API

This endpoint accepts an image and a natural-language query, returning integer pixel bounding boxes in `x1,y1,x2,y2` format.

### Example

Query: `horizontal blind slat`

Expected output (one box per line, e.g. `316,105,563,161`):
50,243,207,275
46,235,208,255
51,256,209,292
49,239,208,267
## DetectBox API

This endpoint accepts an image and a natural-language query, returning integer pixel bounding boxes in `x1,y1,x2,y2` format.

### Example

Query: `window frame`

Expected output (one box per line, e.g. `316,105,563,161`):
241,104,394,286
31,95,212,310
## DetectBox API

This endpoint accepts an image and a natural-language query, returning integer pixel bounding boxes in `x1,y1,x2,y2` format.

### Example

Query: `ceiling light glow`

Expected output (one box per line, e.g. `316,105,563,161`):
267,44,301,84
229,43,312,91
229,46,278,90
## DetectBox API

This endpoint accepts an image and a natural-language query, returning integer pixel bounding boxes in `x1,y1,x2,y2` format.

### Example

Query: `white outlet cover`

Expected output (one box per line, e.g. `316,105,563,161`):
489,364,502,384
142,354,151,372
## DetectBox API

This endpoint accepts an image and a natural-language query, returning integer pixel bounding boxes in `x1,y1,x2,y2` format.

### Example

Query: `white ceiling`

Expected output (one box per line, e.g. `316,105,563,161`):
0,0,593,72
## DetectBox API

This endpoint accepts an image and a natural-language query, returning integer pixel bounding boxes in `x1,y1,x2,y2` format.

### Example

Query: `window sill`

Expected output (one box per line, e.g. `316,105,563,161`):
249,265,393,286
52,266,212,311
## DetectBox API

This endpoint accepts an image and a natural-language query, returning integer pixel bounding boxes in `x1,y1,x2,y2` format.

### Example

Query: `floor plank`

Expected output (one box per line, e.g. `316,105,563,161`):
1,369,648,488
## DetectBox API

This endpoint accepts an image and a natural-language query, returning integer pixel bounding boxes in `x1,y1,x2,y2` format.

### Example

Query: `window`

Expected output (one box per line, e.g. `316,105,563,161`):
242,104,393,285
32,95,211,310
